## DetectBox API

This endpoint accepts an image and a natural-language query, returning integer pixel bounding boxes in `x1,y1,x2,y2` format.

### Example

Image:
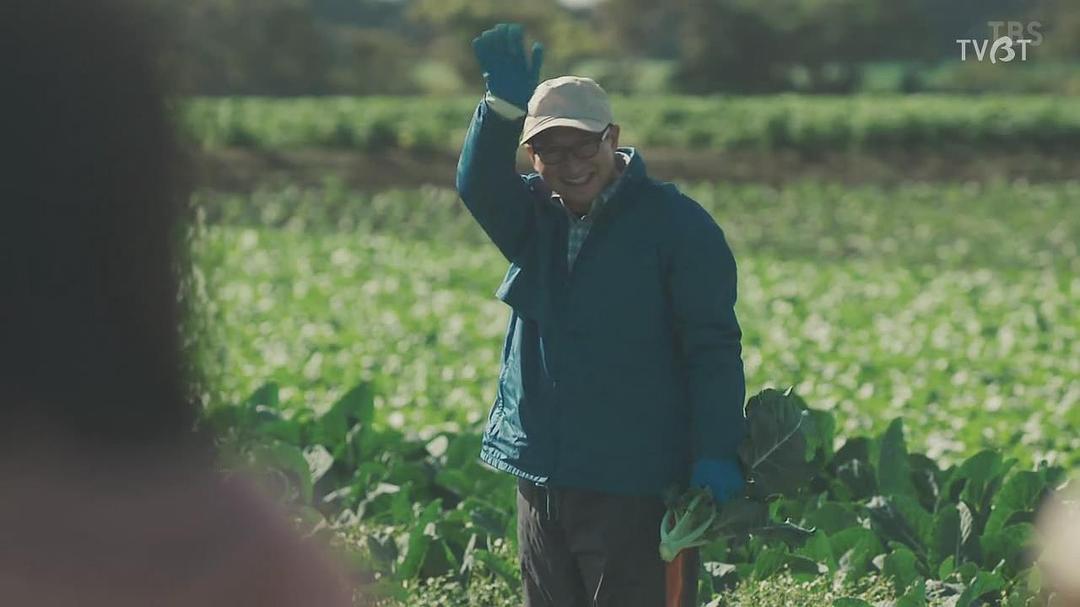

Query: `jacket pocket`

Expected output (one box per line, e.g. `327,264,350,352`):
495,263,550,325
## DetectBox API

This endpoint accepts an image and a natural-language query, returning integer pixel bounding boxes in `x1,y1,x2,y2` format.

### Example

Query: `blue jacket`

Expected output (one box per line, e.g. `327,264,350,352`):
456,99,746,496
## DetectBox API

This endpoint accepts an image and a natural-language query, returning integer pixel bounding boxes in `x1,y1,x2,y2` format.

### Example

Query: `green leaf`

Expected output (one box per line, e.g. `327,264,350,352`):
753,547,789,580
893,494,934,549
390,485,415,523
355,481,400,520
930,505,960,571
259,418,303,445
832,436,871,466
909,453,944,512
938,555,955,579
896,578,928,607
366,532,399,572
950,450,1013,524
417,538,455,579
1004,510,1036,527
434,468,470,497
713,498,769,537
751,520,816,548
831,526,883,582
397,499,442,579
866,495,929,560
941,552,959,574
317,382,375,451
980,523,1035,576
957,561,979,583
832,599,873,607
752,547,826,580
955,570,1005,607
470,549,521,586
244,382,280,411
837,459,878,500
831,439,878,499
804,501,860,535
443,432,483,468
882,547,920,594
797,530,836,571
877,419,916,497
739,388,819,500
233,383,307,444
769,495,806,522
930,500,979,571
461,497,510,540
1037,462,1068,490
458,532,478,576
950,451,1001,498
806,406,835,461
985,471,1047,534
199,404,243,437
783,553,829,579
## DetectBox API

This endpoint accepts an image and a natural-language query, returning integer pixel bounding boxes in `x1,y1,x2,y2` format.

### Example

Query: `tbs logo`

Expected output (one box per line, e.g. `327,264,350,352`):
957,21,1043,63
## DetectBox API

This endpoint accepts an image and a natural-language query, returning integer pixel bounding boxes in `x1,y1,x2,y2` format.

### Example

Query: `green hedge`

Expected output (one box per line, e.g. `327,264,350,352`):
180,95,1080,153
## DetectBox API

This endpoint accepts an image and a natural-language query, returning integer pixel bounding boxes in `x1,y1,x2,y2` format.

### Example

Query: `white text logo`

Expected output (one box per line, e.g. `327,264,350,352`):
957,21,1042,63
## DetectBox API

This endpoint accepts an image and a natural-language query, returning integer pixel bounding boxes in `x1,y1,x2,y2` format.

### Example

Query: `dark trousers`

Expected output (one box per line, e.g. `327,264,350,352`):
516,478,697,607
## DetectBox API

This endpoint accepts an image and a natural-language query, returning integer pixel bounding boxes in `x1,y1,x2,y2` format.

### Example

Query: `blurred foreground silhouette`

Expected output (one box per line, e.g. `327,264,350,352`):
1035,482,1080,607
0,1,353,604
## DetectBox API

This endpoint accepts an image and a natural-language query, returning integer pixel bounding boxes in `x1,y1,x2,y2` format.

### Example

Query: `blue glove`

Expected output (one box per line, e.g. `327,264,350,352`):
691,458,745,504
471,23,544,111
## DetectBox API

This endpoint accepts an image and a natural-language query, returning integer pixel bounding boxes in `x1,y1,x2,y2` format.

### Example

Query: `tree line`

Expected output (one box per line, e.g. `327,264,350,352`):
147,0,1079,96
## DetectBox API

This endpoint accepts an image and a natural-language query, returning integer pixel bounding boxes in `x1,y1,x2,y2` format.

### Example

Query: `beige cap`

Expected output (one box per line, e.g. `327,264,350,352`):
519,76,614,146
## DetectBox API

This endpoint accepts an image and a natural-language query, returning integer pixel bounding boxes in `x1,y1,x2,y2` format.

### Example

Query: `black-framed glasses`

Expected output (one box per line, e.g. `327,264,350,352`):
530,125,612,165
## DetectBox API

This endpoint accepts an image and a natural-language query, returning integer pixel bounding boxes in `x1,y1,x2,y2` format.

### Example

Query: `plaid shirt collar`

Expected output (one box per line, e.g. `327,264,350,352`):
549,150,631,222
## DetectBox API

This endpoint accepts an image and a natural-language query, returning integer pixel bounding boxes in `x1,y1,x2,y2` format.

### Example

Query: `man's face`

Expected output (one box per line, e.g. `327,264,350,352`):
525,124,621,212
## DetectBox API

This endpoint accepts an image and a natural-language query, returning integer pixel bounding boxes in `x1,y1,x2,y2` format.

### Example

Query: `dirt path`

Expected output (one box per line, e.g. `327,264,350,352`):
195,147,1080,192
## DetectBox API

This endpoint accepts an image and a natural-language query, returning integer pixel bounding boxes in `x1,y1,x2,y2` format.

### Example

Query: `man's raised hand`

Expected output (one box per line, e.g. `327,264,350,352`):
472,23,544,112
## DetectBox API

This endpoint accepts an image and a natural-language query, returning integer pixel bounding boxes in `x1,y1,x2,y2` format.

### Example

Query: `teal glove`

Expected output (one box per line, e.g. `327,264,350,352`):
471,23,544,111
691,458,745,504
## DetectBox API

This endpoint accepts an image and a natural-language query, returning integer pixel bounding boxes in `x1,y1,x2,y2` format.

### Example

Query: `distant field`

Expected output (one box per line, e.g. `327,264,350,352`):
180,95,1080,154
192,179,1080,467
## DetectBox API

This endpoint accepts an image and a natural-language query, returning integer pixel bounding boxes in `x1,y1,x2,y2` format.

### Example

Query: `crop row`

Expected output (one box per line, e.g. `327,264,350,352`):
202,383,1065,605
180,95,1080,153
193,179,1080,274
186,180,1080,473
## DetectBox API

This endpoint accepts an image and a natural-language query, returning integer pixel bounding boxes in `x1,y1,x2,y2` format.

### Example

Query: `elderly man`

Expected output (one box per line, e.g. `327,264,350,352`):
456,23,747,606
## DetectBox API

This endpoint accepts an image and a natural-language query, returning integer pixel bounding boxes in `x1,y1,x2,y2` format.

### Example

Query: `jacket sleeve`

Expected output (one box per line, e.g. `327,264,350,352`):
456,98,535,265
667,199,747,462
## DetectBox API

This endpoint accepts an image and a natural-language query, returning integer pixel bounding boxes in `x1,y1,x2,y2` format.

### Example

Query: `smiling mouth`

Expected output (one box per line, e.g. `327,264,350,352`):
562,172,594,186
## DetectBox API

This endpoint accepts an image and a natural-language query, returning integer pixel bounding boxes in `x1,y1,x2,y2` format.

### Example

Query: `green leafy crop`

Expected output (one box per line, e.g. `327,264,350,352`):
660,388,818,562
657,388,1067,604
188,179,1080,605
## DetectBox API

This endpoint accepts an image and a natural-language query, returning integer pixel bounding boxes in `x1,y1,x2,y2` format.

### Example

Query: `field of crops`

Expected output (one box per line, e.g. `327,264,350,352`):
186,177,1079,605
180,95,1080,154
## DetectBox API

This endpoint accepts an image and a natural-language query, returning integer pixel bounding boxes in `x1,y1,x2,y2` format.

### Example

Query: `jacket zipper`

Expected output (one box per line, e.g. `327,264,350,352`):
547,212,570,484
